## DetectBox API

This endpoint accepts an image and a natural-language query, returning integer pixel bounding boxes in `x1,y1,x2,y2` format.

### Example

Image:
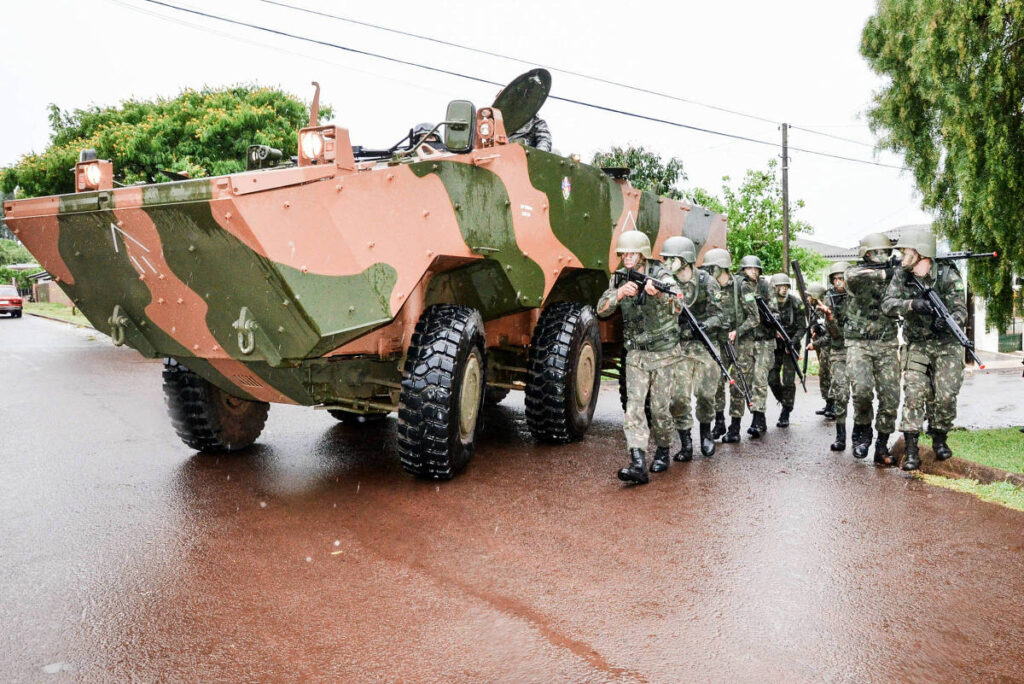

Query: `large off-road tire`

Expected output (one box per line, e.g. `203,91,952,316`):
484,387,511,406
162,358,269,452
328,409,389,424
397,304,486,480
525,302,602,443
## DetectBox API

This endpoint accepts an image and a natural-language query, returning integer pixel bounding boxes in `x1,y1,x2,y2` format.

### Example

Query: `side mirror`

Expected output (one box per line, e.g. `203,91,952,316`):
444,100,476,153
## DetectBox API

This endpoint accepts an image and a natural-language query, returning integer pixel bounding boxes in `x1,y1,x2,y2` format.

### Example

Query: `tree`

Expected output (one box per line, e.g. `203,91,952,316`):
689,160,827,279
861,0,1024,327
591,145,687,199
0,85,330,199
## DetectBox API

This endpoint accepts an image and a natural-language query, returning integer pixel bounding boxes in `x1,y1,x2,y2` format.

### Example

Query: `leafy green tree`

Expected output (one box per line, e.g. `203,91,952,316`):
0,238,33,266
1,85,330,198
861,0,1024,327
689,159,827,279
591,145,687,199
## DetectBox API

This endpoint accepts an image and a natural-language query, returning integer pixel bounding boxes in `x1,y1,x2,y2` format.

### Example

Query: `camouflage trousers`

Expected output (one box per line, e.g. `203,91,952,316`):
729,338,773,415
828,346,850,421
816,346,832,402
900,340,964,433
847,339,900,434
767,349,799,410
623,345,682,450
670,340,719,430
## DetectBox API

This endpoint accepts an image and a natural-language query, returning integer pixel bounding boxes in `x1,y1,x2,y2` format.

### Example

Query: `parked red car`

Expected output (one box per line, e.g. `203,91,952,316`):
0,285,23,318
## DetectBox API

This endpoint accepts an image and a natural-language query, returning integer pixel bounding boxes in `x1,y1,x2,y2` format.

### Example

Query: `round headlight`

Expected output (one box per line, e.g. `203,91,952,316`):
300,132,324,160
85,163,102,186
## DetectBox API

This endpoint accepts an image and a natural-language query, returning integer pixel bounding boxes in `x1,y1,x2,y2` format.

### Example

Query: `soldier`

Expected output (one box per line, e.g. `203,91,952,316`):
820,262,852,451
663,236,726,460
881,228,967,471
597,231,683,483
844,233,902,465
767,273,807,428
805,283,833,418
734,255,776,439
509,115,552,152
703,248,740,440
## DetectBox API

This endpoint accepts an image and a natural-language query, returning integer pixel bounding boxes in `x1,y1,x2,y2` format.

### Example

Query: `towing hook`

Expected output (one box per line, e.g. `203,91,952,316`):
232,307,258,355
108,305,128,346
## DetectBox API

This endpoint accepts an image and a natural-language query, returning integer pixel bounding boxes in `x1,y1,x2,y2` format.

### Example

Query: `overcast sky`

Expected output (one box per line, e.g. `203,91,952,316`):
0,0,932,248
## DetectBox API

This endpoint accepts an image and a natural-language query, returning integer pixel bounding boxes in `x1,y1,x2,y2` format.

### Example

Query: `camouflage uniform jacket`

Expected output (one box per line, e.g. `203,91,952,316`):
844,262,899,341
749,276,779,341
719,274,760,343
509,116,552,152
597,260,682,352
675,268,725,341
824,287,849,350
881,263,967,343
808,306,830,351
774,292,807,349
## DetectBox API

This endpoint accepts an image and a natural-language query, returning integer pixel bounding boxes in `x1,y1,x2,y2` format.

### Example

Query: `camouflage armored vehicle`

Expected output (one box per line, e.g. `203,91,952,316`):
4,70,727,479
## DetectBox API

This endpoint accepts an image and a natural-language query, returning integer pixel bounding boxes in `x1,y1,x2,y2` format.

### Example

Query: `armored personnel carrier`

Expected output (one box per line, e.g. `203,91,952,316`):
4,70,726,479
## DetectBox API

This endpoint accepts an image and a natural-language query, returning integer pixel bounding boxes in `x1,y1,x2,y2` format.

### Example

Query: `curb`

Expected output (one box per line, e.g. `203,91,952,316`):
26,311,96,330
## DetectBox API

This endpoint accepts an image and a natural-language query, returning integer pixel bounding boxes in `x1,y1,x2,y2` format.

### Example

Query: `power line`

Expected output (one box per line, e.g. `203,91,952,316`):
135,0,909,171
788,124,876,149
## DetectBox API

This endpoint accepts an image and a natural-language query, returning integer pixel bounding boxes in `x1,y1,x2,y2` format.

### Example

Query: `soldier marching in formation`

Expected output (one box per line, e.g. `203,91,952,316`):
597,226,976,484
597,231,682,484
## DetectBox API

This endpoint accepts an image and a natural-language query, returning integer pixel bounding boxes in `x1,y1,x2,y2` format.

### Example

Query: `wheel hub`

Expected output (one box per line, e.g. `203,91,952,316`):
574,342,596,410
459,352,482,440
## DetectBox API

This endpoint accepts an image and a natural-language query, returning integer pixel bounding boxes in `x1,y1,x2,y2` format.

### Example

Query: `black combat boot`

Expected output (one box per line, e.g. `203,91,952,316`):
822,400,836,420
815,400,831,416
902,432,921,471
852,425,873,459
651,446,672,473
830,422,846,451
722,417,742,443
618,448,650,484
711,412,727,440
873,432,893,466
672,430,693,462
748,411,767,439
932,430,953,461
777,406,791,428
699,422,716,457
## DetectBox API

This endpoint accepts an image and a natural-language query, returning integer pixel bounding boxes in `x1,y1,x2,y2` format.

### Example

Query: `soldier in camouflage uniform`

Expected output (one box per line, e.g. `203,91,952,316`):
597,231,683,483
663,236,726,461
734,256,777,439
805,283,833,417
881,228,967,471
766,273,807,428
509,115,552,151
821,262,852,451
704,249,741,440
844,233,902,465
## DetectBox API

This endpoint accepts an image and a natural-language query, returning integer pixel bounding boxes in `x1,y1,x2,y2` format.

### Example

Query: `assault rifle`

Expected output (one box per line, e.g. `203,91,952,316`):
907,274,986,369
723,340,754,409
614,268,738,389
754,295,807,393
791,260,813,377
861,250,997,270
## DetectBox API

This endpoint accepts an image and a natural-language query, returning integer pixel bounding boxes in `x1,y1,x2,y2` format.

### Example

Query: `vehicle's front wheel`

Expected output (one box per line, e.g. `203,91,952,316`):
397,304,486,479
162,358,269,452
525,302,602,443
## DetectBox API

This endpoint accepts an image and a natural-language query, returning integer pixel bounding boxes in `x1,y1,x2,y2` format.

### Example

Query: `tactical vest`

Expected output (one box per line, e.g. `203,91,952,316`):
825,288,848,349
900,263,962,343
677,269,710,341
620,263,681,352
752,276,775,341
844,264,898,341
775,293,802,338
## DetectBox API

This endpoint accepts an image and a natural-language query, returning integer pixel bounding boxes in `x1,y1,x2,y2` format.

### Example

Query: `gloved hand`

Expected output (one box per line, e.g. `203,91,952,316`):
930,316,949,334
911,298,931,314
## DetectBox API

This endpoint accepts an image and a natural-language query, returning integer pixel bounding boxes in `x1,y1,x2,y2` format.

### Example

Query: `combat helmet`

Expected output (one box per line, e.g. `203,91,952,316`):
615,230,652,259
895,228,936,259
660,236,697,263
859,232,892,259
702,247,732,270
806,283,827,300
770,273,791,287
739,255,763,271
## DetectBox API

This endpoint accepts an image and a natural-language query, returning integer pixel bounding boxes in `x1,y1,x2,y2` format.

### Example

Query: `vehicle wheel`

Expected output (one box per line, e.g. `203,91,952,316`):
618,353,652,422
328,409,389,424
397,304,486,480
484,387,510,405
525,302,602,443
162,358,269,452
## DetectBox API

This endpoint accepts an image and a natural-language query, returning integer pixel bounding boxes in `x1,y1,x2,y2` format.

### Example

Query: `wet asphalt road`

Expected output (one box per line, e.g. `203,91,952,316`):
2,315,1023,682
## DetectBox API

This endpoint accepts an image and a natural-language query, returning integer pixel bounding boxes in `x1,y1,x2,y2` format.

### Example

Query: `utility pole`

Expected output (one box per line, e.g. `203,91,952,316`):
781,122,791,274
